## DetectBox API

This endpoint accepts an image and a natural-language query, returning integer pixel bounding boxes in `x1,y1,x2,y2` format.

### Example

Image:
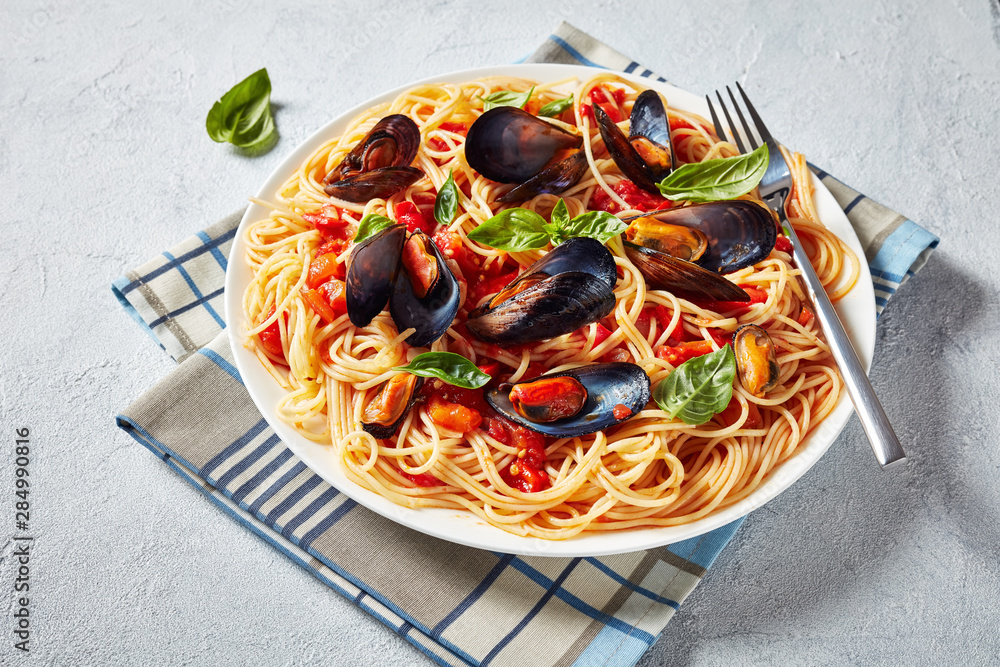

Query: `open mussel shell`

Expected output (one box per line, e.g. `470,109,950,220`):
624,241,750,303
486,363,650,438
324,166,424,203
346,224,406,327
465,107,583,184
326,114,421,183
733,324,780,397
389,230,461,348
466,238,617,344
360,373,424,439
632,201,777,274
496,150,588,204
593,93,674,194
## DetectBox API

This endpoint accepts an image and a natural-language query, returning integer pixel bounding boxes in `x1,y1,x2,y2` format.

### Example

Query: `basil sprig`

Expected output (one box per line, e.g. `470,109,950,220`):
657,144,768,203
537,94,573,117
434,169,459,226
393,352,491,389
353,214,394,244
468,199,627,252
468,208,550,252
206,68,277,149
481,86,535,111
653,345,737,425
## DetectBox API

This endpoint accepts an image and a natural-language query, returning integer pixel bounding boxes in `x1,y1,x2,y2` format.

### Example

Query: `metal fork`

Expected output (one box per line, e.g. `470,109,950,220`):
707,83,906,470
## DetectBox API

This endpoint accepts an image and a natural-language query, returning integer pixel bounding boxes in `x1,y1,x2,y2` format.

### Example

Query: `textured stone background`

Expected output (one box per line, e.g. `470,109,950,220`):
2,0,999,665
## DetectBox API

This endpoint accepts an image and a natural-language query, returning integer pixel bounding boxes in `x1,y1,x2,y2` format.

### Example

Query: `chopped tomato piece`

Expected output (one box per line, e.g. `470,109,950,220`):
592,323,613,346
303,289,337,324
589,85,624,123
602,347,631,363
774,235,793,253
428,137,450,152
613,404,632,420
303,205,351,240
488,417,551,493
590,180,669,213
400,470,441,488
656,339,715,365
708,328,734,348
256,306,285,360
797,306,814,326
396,201,435,235
439,122,468,136
315,238,348,259
718,396,763,429
427,395,482,433
306,253,343,289
316,279,348,317
470,269,520,305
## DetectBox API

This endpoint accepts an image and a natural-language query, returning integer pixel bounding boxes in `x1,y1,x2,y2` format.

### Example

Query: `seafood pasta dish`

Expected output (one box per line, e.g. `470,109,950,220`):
240,73,859,540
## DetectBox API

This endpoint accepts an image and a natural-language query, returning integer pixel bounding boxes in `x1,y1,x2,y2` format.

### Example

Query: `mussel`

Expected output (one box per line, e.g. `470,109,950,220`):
594,89,675,193
466,237,617,345
324,115,424,203
389,230,462,348
733,325,780,397
346,223,407,327
623,200,778,303
486,363,650,437
360,372,424,439
627,201,777,274
464,106,587,202
345,225,460,347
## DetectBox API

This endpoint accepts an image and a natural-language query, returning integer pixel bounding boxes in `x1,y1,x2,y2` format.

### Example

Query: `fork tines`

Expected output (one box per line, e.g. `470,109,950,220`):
706,82,775,155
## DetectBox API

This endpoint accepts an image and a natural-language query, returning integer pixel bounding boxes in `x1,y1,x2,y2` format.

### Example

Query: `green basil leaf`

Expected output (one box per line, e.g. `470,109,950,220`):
353,214,395,244
393,352,491,389
550,199,570,230
481,86,535,111
467,208,550,252
657,144,768,203
537,94,574,118
554,210,628,245
206,68,277,149
434,169,459,226
653,345,736,425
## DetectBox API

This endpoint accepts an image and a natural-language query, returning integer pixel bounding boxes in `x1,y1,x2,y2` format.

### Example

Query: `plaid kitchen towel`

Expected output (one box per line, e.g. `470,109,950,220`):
113,22,939,667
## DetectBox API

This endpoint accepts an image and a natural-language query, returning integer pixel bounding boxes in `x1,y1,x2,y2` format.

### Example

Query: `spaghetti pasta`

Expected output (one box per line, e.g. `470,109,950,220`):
240,74,858,539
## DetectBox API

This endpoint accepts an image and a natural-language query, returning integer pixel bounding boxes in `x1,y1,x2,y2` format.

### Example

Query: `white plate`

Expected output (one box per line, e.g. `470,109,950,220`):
224,63,876,557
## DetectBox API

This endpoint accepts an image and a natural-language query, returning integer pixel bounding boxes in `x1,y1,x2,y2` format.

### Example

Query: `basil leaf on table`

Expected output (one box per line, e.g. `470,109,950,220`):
537,94,574,117
393,352,491,389
206,68,277,149
468,208,550,252
481,87,535,111
353,214,395,244
657,144,768,203
434,169,459,226
551,210,628,245
653,345,737,425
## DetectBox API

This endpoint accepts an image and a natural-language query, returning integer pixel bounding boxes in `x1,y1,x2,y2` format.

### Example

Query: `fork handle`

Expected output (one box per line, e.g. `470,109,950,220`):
782,219,907,469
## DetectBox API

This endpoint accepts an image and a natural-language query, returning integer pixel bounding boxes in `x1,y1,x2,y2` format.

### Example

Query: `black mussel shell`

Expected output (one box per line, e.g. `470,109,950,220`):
496,150,589,203
628,90,674,181
486,363,650,438
361,373,425,439
324,166,424,203
624,241,750,303
389,230,461,348
636,201,777,274
326,114,420,184
517,236,618,290
465,107,583,183
466,272,615,345
594,102,658,194
346,224,406,327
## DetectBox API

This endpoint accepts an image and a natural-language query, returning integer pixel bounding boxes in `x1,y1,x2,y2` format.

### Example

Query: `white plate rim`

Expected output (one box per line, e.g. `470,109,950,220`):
224,63,876,557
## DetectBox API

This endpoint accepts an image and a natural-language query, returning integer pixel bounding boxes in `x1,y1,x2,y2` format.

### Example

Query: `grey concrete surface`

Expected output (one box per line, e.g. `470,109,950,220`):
2,0,998,665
